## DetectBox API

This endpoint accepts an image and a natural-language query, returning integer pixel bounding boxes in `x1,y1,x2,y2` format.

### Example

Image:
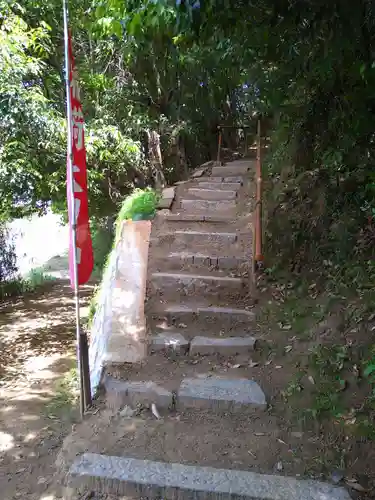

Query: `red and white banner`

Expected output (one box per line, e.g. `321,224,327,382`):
67,31,93,286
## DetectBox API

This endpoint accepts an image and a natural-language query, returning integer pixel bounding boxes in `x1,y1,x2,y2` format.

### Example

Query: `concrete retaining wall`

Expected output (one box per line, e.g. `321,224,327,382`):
89,220,151,396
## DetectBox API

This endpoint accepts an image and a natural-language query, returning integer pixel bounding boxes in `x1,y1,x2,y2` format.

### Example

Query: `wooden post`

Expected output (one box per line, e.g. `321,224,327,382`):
216,126,222,164
254,118,263,270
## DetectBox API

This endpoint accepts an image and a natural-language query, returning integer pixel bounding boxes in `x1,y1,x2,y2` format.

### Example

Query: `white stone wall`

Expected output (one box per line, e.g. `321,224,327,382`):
89,220,151,396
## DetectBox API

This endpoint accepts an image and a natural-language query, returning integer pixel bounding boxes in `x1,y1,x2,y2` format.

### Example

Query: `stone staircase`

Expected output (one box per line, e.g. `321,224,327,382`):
65,159,351,500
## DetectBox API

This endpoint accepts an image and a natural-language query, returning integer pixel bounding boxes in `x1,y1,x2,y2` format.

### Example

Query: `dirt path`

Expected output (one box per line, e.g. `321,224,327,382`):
0,281,94,500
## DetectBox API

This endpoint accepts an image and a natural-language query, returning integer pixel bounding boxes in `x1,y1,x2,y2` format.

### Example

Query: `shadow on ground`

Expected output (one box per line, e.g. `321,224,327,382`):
0,281,95,500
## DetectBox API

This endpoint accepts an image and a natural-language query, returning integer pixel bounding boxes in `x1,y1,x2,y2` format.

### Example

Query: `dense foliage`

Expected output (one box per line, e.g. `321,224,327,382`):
1,0,375,271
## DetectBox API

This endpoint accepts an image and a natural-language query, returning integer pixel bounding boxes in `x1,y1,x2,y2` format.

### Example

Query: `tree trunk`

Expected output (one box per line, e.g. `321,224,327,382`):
146,130,166,191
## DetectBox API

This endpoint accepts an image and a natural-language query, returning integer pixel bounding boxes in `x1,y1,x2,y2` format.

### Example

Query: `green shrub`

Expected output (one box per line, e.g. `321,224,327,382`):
91,218,115,279
117,188,159,223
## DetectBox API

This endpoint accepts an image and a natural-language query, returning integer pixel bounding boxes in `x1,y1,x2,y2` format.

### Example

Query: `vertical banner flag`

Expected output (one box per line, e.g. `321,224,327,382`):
67,31,93,286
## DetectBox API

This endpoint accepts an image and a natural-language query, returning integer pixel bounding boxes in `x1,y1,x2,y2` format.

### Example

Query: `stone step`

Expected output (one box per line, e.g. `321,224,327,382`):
178,376,266,412
180,198,236,213
198,181,242,190
103,375,173,410
149,332,256,357
164,213,235,223
211,165,251,177
187,188,237,200
149,332,190,354
68,453,351,500
151,272,244,299
158,186,176,209
167,251,246,270
190,336,256,355
153,302,255,327
199,175,245,183
105,374,265,413
174,230,237,244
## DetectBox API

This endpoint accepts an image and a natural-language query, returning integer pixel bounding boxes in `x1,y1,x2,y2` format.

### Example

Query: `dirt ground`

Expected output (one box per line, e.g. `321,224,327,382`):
0,281,95,500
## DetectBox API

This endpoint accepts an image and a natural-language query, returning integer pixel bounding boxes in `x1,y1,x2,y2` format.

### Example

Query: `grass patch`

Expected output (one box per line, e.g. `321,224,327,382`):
0,267,56,301
46,367,79,417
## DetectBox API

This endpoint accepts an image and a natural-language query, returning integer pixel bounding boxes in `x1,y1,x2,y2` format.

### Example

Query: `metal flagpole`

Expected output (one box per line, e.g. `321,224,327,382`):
63,0,85,418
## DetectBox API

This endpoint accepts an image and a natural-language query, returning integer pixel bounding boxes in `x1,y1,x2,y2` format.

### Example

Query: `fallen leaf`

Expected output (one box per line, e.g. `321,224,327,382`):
278,322,292,330
151,403,161,419
248,361,259,368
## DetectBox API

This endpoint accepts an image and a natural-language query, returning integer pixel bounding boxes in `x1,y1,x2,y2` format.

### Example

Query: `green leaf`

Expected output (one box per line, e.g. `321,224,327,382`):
364,364,375,378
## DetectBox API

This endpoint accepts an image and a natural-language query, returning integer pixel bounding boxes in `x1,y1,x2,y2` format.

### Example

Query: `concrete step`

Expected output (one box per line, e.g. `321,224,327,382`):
103,375,173,410
190,336,256,355
198,181,242,190
104,374,266,412
212,164,251,177
153,301,255,326
178,376,266,412
151,271,245,299
149,332,256,356
164,213,235,223
68,453,351,500
149,332,190,354
150,302,255,336
180,198,236,213
199,175,246,183
187,188,237,200
167,251,246,271
174,229,237,245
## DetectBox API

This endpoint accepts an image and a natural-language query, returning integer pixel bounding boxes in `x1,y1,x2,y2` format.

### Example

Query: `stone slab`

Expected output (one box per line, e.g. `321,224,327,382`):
218,256,247,269
104,376,172,409
150,332,189,354
198,181,242,190
151,273,243,297
165,213,234,222
175,230,237,244
203,214,236,222
224,176,247,183
190,336,256,355
158,187,176,209
187,188,237,201
197,176,224,183
212,165,250,177
165,213,206,222
192,168,206,178
177,376,266,412
168,252,245,270
197,306,255,322
158,304,255,326
180,199,236,212
67,453,352,500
